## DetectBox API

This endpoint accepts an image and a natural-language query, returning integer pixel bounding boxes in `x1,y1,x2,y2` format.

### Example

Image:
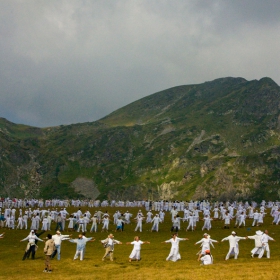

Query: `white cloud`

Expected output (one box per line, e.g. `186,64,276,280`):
0,0,280,127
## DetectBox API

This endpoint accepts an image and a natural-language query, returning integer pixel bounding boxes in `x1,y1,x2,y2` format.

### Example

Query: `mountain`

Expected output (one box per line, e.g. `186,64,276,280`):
1,77,280,201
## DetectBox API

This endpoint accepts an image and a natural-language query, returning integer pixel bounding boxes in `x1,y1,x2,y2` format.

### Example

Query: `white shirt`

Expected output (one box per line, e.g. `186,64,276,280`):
52,234,70,245
165,237,185,249
131,240,144,250
222,235,246,247
261,233,274,243
201,254,213,265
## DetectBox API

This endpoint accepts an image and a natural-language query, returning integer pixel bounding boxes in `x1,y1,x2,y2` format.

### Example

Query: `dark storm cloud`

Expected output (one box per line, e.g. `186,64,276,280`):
0,0,280,127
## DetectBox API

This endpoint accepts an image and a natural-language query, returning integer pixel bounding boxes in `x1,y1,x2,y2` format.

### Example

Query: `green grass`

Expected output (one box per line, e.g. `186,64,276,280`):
1,206,280,280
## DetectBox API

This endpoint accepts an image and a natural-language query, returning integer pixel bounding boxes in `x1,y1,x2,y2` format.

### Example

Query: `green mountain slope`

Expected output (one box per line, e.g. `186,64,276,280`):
1,77,280,201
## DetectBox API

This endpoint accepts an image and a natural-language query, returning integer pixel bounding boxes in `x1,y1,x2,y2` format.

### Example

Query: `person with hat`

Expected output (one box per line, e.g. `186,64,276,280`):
247,230,264,257
51,231,71,260
43,234,56,273
162,232,189,262
20,230,44,260
200,249,213,265
26,229,46,259
195,233,218,261
221,231,247,260
101,233,122,261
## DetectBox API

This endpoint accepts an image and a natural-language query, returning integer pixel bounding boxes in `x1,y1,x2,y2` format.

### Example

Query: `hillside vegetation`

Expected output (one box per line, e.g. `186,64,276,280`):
1,77,280,200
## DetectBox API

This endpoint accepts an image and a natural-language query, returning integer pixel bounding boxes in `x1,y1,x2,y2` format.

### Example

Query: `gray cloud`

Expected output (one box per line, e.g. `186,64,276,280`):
0,0,280,127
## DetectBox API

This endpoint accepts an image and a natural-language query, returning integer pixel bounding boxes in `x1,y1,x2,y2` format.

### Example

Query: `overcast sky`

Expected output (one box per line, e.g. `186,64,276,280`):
1,0,280,127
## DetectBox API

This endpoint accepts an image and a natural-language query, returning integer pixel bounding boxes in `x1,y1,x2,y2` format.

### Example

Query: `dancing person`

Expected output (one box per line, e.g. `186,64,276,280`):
162,233,188,262
43,234,56,273
21,230,44,260
101,233,122,261
221,231,247,260
69,234,95,260
126,236,150,262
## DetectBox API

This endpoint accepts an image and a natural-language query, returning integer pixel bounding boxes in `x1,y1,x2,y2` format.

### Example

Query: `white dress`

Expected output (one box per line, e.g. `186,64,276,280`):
68,217,74,229
165,237,185,262
129,240,144,260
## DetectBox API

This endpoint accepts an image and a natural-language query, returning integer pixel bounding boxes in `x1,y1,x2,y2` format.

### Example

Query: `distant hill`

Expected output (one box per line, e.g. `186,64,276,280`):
1,77,280,201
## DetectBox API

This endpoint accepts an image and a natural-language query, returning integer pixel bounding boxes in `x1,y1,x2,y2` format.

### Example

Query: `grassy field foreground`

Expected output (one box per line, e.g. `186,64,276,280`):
1,207,280,280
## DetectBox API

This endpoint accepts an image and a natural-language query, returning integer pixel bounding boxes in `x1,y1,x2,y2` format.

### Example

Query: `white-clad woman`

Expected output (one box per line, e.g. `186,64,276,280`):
162,233,188,262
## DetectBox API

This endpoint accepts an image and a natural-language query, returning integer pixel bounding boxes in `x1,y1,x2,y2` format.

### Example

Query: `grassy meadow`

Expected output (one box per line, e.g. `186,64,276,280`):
1,206,280,280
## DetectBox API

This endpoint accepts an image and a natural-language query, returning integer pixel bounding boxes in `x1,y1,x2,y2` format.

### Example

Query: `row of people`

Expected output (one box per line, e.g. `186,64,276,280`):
16,228,275,274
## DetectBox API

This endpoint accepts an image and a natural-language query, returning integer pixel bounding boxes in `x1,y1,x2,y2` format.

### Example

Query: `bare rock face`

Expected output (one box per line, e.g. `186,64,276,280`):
70,178,100,199
157,181,178,200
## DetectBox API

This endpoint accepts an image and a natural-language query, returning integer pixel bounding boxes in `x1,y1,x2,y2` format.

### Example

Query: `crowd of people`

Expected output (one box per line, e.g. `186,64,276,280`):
0,197,279,272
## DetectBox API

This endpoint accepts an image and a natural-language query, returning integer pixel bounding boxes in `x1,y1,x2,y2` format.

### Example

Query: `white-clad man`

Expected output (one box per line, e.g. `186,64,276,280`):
258,230,275,259
151,214,161,232
51,231,71,260
221,231,247,260
247,230,263,257
252,210,259,227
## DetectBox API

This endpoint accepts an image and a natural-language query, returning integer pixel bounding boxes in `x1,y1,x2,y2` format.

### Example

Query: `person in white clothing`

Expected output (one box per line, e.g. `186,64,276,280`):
162,233,188,262
69,234,95,260
258,229,275,258
195,233,218,261
252,211,259,227
151,214,161,232
134,215,145,232
51,231,71,260
126,236,150,262
20,230,44,260
248,230,264,258
221,231,247,260
200,249,213,265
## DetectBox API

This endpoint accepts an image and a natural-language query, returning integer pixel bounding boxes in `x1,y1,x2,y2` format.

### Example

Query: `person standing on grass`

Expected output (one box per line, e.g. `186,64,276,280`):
223,211,233,229
171,215,181,232
68,234,95,261
237,211,246,228
43,234,56,273
258,229,275,258
21,230,44,260
126,236,150,262
51,231,71,260
115,217,123,232
151,214,161,232
101,233,122,261
162,232,189,262
101,214,110,232
201,215,212,231
247,230,264,258
26,229,46,259
90,215,98,233
221,231,247,260
134,214,145,232
195,233,218,261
